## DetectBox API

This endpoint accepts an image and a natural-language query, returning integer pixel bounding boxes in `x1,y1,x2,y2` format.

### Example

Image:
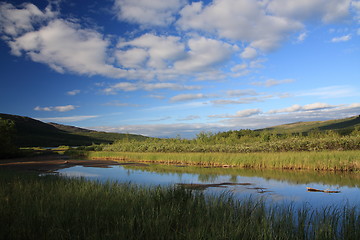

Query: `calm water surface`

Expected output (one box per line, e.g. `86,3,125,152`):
58,163,360,209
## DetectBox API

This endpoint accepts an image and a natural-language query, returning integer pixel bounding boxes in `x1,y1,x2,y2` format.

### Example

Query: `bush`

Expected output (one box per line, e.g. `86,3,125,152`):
0,119,18,158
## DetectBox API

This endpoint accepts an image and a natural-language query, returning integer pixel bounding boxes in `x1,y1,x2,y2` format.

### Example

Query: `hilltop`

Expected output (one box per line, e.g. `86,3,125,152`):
0,113,148,147
261,115,360,135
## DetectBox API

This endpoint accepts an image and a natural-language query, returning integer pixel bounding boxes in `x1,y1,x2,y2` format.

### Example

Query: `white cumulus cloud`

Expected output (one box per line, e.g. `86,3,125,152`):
268,103,337,114
67,90,80,96
118,34,186,70
174,37,234,72
209,108,262,118
9,19,124,77
103,82,201,94
240,47,258,59
37,115,99,123
268,0,351,23
113,0,186,27
0,2,56,37
251,79,295,87
34,105,77,112
331,34,352,42
170,93,208,102
177,0,303,51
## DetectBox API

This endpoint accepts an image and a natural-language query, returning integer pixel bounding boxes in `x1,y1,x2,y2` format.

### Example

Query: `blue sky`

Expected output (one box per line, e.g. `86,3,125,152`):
1,0,360,138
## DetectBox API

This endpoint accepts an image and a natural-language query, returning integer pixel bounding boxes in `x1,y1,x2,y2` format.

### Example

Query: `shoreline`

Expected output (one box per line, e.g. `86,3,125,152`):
0,154,123,173
81,150,360,172
1,149,360,173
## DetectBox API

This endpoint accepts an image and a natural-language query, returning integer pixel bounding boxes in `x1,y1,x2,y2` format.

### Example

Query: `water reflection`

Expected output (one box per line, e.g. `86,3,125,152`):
58,163,360,209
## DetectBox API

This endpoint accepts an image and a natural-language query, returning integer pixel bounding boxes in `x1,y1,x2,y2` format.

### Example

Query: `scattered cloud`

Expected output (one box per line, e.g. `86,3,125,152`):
1,0,357,82
67,89,80,96
267,0,351,23
118,33,186,70
177,115,200,121
302,102,337,111
2,1,359,139
147,94,166,100
113,0,186,27
296,32,307,42
210,89,274,105
92,103,360,138
177,0,303,52
249,58,267,69
148,116,172,122
331,34,352,42
353,1,360,11
103,82,201,94
211,97,264,105
268,104,302,114
298,85,358,98
173,37,234,72
231,63,247,72
209,108,262,118
8,19,125,77
235,108,262,117
34,105,77,112
0,2,56,37
0,0,356,84
115,48,148,69
227,89,259,97
144,101,206,112
93,123,227,138
251,79,295,87
223,103,360,131
103,101,140,107
37,115,99,123
170,93,209,102
240,47,257,59
268,102,337,114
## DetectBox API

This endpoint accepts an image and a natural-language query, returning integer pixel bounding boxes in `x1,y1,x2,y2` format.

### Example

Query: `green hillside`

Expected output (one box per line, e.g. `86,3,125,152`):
0,113,148,147
262,115,360,135
1,113,359,148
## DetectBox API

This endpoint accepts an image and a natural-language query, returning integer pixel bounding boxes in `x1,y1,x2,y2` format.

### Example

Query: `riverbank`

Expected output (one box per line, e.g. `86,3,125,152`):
1,170,359,240
69,150,360,171
0,154,124,173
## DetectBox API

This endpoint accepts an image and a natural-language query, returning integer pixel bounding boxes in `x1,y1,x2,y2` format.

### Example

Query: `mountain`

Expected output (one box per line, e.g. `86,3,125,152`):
261,115,360,135
0,113,148,147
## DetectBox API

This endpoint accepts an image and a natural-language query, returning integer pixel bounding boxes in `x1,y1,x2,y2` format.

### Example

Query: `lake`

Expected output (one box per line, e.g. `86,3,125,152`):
57,163,360,209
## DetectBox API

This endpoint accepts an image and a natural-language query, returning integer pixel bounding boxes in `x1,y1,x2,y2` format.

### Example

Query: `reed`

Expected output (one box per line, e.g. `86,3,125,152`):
1,171,359,240
81,150,360,171
95,134,360,153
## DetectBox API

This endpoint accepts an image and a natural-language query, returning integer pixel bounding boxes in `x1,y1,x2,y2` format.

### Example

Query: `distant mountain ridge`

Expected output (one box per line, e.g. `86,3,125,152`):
1,113,360,147
0,113,148,147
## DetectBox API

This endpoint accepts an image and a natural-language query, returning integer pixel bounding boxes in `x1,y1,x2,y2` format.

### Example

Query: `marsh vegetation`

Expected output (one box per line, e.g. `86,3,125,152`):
75,127,360,153
1,171,360,240
2,114,360,239
67,128,360,171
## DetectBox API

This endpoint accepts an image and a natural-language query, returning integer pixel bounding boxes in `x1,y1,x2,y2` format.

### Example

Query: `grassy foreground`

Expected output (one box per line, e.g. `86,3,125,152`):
1,171,359,240
71,150,360,171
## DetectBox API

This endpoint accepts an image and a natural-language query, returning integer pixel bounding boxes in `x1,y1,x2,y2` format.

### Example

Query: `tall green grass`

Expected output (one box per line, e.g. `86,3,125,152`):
95,134,360,153
80,150,360,171
1,171,359,240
